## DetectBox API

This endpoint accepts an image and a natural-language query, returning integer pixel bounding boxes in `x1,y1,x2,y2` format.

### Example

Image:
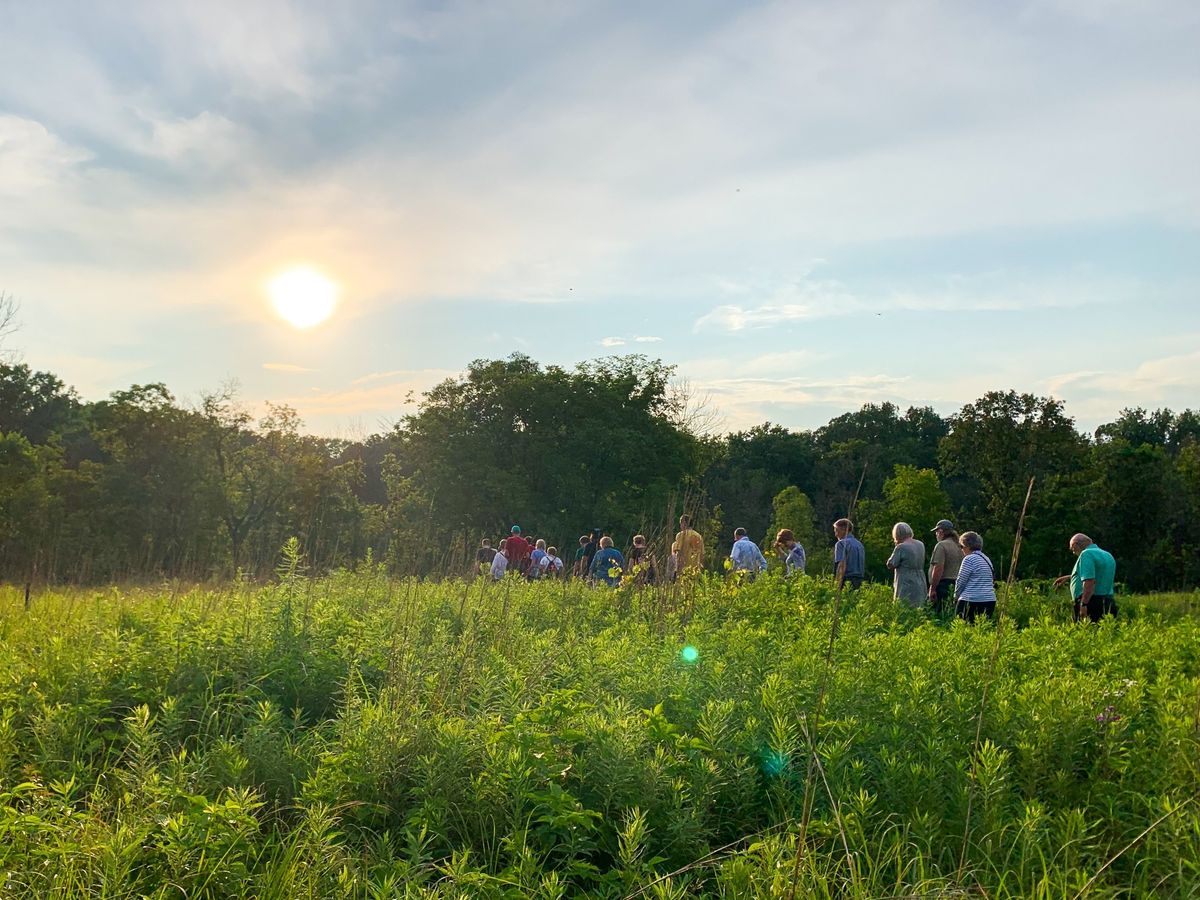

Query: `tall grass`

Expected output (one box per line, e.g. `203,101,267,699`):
0,570,1197,897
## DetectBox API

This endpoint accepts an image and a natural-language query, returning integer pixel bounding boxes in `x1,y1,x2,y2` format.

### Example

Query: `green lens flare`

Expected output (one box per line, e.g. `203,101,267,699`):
681,645,699,663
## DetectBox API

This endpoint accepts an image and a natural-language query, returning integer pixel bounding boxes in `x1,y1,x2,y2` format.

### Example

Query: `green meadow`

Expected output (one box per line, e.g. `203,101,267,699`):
1,565,1197,898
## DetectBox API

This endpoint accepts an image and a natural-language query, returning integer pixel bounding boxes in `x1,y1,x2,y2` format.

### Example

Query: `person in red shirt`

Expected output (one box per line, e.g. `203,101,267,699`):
504,525,532,575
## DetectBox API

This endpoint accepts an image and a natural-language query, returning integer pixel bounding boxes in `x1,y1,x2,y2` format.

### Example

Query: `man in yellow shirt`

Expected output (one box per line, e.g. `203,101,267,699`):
673,514,705,575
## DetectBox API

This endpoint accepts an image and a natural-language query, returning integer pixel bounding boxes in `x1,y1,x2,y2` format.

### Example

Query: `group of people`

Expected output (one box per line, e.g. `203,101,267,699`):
833,517,1117,624
475,514,1119,624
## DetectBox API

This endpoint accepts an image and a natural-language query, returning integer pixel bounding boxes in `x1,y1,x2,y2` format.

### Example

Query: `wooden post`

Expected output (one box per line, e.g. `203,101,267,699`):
24,581,31,612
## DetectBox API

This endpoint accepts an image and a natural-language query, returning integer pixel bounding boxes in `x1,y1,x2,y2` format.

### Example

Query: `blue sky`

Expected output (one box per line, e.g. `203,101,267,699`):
2,0,1198,436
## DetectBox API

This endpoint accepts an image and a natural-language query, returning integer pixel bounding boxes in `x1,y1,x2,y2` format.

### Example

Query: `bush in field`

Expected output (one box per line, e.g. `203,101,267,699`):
0,570,1197,898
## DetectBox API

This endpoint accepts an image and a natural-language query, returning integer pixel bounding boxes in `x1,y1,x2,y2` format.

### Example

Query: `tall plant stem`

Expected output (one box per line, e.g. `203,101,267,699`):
956,476,1035,884
784,473,863,900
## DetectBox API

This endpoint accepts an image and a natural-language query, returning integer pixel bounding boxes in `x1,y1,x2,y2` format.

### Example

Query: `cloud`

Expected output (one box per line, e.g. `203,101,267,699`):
280,368,457,423
694,270,1105,332
262,362,316,373
1042,350,1200,421
599,337,626,348
634,335,663,343
352,369,408,385
0,115,91,196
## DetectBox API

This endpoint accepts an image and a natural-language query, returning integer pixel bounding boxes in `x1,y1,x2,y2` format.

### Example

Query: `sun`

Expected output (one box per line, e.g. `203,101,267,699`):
268,267,338,329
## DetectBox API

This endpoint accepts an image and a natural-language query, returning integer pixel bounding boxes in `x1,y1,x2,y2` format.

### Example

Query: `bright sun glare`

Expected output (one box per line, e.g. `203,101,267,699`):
268,268,338,329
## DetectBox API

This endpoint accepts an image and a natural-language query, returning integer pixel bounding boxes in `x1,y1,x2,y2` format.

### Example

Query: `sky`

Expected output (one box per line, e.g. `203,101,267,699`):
2,0,1198,438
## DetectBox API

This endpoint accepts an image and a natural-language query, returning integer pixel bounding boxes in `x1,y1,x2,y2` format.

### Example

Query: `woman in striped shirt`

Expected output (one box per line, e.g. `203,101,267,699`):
955,531,996,623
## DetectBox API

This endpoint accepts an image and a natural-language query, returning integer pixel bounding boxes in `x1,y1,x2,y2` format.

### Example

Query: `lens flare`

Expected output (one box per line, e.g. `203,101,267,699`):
681,645,699,663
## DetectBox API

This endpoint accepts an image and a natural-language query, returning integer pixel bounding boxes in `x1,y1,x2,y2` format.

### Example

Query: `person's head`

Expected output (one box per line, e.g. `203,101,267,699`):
959,531,983,553
498,538,508,551
679,514,691,530
892,522,913,543
833,518,853,539
733,527,748,540
481,538,491,548
591,527,603,542
579,535,589,547
536,539,546,550
511,525,521,535
633,534,646,547
775,528,795,548
1069,533,1093,555
600,536,614,549
547,546,557,558
932,519,957,542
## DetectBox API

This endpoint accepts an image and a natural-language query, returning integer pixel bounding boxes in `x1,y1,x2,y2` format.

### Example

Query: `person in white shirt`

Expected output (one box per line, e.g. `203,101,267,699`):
490,539,509,580
730,527,768,578
540,546,565,577
955,531,997,623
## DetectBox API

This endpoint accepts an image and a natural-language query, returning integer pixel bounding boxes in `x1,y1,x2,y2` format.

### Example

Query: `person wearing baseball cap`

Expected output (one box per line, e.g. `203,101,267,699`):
927,519,963,615
505,525,531,575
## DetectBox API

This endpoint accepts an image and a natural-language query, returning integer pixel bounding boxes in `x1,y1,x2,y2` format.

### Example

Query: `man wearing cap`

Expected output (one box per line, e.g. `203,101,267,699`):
1053,534,1117,623
505,525,531,576
927,519,964,614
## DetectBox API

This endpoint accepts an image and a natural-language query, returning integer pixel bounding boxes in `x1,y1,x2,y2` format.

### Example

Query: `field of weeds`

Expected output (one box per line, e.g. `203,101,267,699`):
1,561,1197,898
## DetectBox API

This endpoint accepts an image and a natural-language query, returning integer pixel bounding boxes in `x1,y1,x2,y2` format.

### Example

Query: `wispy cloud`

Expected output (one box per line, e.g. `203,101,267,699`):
634,335,663,343
695,271,1104,333
352,369,408,385
599,337,626,348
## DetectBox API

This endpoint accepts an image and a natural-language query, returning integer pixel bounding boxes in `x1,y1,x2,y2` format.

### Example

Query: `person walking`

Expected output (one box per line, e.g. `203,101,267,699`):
540,546,565,578
627,534,656,584
955,531,996,623
774,529,807,575
730,527,768,578
1053,533,1117,622
573,535,590,578
886,522,927,607
590,536,625,587
505,526,531,576
581,528,603,576
490,539,510,580
475,538,497,576
673,515,705,575
927,519,963,614
529,539,547,579
832,518,866,591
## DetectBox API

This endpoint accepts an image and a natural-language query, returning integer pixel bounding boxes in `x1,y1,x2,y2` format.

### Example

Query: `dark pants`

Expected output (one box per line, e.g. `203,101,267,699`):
1075,594,1117,623
932,578,955,614
957,600,995,623
842,575,863,591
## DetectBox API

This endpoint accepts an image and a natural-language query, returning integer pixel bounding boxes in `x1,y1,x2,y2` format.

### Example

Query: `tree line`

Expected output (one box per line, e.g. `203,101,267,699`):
2,353,1199,589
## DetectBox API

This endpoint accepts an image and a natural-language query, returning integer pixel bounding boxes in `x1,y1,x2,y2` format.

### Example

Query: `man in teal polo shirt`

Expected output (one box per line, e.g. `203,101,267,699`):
1053,533,1117,623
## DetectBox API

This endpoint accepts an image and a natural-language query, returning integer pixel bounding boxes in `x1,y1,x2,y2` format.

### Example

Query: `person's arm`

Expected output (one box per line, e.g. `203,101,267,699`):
1053,574,1071,588
886,545,900,571
796,545,806,574
956,554,974,597
928,562,944,596
1080,578,1096,605
834,540,846,589
1077,553,1096,605
755,545,768,572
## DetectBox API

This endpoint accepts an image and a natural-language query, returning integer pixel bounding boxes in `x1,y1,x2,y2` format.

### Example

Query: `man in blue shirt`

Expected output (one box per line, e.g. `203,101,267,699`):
833,518,866,591
730,527,768,578
1053,533,1117,622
